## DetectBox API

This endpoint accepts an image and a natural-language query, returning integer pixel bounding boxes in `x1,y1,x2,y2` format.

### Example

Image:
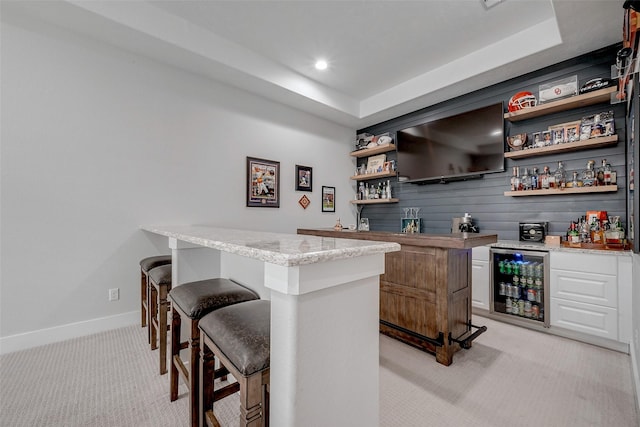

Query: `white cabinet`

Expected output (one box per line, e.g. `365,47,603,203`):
550,251,630,344
472,246,490,312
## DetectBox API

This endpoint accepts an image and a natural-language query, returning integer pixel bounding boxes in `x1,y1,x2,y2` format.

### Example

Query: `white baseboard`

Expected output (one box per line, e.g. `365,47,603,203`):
631,338,640,422
0,311,139,355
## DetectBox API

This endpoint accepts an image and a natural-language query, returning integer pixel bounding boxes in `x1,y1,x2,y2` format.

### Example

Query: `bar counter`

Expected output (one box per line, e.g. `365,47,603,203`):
142,225,400,426
297,228,498,365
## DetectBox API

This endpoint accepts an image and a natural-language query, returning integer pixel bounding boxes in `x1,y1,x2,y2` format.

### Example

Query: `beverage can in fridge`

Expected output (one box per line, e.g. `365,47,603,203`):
532,305,540,319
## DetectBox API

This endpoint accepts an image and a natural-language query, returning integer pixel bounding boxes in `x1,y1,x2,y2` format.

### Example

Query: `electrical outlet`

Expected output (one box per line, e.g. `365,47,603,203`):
109,288,119,301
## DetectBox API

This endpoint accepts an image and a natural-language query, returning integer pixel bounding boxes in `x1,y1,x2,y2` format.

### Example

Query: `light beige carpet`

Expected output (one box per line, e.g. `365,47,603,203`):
1,315,638,426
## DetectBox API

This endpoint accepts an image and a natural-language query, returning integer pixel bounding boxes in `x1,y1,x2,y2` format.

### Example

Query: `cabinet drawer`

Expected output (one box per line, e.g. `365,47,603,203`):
550,251,616,275
550,269,617,308
550,298,618,340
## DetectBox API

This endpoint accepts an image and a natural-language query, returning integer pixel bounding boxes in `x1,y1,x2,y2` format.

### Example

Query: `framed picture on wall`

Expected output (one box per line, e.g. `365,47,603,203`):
322,186,335,212
295,165,313,192
247,157,280,208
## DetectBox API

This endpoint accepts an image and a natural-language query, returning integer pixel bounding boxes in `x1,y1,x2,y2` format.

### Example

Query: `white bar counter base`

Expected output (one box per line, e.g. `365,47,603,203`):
141,225,400,427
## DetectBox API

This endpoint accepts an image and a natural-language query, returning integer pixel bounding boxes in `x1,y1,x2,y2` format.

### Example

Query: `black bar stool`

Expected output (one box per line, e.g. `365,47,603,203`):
168,278,259,427
139,255,171,343
199,299,270,427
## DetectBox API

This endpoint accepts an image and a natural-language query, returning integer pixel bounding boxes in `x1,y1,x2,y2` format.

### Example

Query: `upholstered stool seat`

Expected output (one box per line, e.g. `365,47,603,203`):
169,278,259,427
199,299,270,427
139,255,171,337
148,264,173,374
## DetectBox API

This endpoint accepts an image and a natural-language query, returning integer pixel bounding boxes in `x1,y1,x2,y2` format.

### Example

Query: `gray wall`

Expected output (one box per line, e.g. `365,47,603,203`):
357,45,626,240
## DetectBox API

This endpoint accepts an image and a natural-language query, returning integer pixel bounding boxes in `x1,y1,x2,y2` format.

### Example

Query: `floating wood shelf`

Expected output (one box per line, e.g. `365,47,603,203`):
504,135,618,159
504,185,618,197
350,171,397,181
503,87,616,122
350,198,399,205
350,144,396,158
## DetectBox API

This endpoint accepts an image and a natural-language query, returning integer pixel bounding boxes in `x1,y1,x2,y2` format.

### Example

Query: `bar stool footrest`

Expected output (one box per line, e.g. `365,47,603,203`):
205,410,222,427
213,382,240,401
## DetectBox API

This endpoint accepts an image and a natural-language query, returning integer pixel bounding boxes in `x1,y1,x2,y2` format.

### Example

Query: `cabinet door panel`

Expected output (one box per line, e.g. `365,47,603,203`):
472,259,489,310
550,269,617,308
550,252,617,274
550,298,618,340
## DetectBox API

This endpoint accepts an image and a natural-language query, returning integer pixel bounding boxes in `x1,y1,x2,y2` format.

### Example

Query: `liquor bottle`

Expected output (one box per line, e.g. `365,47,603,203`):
580,216,591,243
596,159,607,186
540,166,551,189
386,180,392,199
520,168,531,191
590,218,602,244
604,163,612,185
611,165,617,185
531,167,540,190
511,166,520,191
582,160,596,186
358,182,365,200
568,221,580,243
571,171,582,188
553,161,566,189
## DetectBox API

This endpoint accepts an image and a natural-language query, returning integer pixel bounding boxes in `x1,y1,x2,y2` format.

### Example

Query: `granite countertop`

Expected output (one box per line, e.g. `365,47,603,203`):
141,225,400,267
490,239,633,256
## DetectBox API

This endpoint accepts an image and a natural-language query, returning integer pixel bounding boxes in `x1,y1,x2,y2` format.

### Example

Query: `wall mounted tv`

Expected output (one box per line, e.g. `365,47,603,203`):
396,102,505,184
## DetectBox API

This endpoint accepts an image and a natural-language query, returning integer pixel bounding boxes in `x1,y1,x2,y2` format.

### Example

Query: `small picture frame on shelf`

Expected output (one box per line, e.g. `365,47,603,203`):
541,130,552,146
551,127,565,144
321,186,335,212
295,165,313,192
531,132,543,148
358,217,369,231
367,154,386,173
564,123,580,142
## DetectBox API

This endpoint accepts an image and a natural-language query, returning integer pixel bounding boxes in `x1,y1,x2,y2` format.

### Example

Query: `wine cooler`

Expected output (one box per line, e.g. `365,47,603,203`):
490,248,550,328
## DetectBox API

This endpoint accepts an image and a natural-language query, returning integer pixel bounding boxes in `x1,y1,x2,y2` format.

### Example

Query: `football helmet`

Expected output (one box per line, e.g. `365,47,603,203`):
508,91,537,112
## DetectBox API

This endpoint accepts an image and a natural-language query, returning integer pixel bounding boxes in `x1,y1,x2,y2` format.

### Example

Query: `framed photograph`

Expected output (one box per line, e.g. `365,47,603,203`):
295,165,313,192
321,186,335,212
247,157,280,208
366,154,387,173
564,123,580,142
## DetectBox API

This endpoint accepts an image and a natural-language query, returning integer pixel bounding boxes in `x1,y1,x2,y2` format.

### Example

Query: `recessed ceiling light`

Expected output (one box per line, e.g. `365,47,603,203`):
315,60,328,71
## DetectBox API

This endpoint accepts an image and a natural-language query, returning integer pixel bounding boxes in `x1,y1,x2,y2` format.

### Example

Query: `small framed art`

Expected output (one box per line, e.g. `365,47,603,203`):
321,186,335,212
247,157,280,208
295,165,313,192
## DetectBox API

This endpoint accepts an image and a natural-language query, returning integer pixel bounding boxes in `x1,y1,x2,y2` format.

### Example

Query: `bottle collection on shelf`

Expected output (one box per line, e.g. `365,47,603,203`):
509,158,616,191
507,110,615,151
357,180,392,201
497,260,544,321
565,212,625,246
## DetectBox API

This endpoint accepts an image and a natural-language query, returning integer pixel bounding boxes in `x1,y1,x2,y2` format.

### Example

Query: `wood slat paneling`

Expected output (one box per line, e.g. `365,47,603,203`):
356,45,627,241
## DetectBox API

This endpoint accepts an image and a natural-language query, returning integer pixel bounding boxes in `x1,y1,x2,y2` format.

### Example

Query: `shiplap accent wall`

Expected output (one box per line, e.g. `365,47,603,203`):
357,45,627,241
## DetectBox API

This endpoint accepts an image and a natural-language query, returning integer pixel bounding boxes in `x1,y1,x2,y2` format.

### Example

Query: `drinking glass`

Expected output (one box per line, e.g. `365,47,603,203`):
403,208,410,218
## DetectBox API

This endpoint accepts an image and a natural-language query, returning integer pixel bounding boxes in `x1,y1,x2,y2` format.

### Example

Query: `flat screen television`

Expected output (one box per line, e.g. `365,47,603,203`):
396,102,505,183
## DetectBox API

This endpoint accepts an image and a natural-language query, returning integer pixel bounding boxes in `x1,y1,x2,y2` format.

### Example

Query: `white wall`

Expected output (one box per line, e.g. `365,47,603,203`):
632,253,640,412
0,13,356,352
